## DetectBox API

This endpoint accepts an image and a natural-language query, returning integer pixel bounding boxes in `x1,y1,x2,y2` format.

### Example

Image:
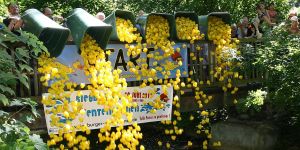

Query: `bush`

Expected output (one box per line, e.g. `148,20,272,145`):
256,22,300,126
237,89,267,114
0,25,48,149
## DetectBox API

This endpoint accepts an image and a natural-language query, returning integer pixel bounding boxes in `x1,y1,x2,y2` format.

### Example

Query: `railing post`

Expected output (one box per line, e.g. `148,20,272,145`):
208,42,215,83
33,59,39,96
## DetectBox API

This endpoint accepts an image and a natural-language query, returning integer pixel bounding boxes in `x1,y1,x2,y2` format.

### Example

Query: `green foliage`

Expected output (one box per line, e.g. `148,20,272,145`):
17,0,117,17
0,0,11,22
0,0,291,24
237,89,267,113
0,24,47,106
115,0,291,23
0,99,47,150
256,22,300,126
0,25,48,149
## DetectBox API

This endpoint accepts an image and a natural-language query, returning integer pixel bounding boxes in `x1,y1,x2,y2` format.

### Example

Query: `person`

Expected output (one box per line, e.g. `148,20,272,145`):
136,10,146,37
237,17,249,38
43,7,53,18
3,3,23,33
267,3,277,23
248,17,263,39
256,2,276,26
42,7,64,22
288,7,298,20
289,16,299,34
231,23,238,38
138,10,144,17
242,21,256,38
95,12,105,21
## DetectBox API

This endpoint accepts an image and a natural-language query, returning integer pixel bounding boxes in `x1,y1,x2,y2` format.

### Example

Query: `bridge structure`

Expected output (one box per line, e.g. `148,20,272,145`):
1,9,267,134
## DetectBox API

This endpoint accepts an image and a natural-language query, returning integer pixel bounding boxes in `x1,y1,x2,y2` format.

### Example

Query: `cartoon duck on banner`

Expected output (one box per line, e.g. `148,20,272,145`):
140,87,171,114
171,51,183,62
45,100,74,125
160,93,169,103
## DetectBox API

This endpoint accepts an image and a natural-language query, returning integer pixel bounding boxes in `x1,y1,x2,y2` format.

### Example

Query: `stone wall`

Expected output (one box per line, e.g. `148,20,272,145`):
211,119,278,150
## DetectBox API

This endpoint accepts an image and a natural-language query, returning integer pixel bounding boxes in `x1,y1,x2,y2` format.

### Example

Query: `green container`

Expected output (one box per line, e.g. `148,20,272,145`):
136,13,176,41
22,9,70,57
174,11,199,42
66,8,112,51
104,10,136,41
198,12,231,40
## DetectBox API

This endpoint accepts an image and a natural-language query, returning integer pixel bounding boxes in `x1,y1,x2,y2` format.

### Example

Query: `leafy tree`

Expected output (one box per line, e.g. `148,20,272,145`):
253,19,300,148
17,0,113,16
256,22,300,126
125,0,290,23
0,0,291,23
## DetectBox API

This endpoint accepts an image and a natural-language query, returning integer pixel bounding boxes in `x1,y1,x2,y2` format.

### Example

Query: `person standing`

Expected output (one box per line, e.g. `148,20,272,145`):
95,12,105,21
3,3,23,33
42,7,64,23
231,23,238,38
237,17,249,38
138,10,144,17
250,17,263,39
43,7,53,19
267,3,277,23
289,16,299,34
256,2,275,26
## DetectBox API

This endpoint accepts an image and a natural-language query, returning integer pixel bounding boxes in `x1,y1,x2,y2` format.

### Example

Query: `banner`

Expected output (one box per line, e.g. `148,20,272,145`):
44,85,173,134
56,43,188,83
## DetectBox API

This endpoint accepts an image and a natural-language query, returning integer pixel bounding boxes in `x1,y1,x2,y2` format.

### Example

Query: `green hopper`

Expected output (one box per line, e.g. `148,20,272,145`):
136,13,176,41
174,11,199,42
104,10,137,41
22,9,70,57
198,12,231,40
66,8,112,52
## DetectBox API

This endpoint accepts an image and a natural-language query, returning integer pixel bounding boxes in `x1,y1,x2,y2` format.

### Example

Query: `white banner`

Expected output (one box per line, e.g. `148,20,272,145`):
43,85,173,134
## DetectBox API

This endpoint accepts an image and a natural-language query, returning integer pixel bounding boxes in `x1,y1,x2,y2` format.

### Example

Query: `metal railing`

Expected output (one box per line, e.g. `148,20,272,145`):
6,39,267,131
14,39,265,99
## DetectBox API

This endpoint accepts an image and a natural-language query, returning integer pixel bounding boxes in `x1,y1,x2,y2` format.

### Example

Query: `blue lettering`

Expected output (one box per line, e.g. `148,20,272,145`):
91,109,97,116
87,110,91,117
106,110,112,115
84,95,88,102
86,109,113,117
89,96,94,102
126,106,139,113
76,96,80,102
97,109,102,116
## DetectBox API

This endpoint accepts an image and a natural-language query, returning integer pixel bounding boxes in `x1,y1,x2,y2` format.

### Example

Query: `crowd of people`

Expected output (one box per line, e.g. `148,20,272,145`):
231,2,299,38
1,2,299,38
